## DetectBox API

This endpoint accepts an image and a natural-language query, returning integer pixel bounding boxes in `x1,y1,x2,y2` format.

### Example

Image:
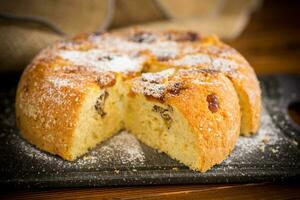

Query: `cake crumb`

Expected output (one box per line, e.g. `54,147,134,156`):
259,145,265,152
157,149,163,153
270,147,279,154
172,167,178,171
262,136,270,144
292,140,298,146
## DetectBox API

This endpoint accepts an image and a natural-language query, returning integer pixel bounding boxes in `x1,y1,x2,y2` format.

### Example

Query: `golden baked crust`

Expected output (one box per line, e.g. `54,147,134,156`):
16,29,261,171
16,54,99,160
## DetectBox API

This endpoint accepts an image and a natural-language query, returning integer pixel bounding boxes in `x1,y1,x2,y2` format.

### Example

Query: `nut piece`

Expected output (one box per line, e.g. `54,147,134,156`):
95,91,109,117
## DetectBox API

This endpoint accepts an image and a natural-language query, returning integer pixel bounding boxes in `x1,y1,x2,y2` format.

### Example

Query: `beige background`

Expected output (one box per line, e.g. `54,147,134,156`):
0,0,261,71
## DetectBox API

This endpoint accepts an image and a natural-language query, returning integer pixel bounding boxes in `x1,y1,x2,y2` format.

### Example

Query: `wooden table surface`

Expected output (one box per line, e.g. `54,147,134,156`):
1,0,300,199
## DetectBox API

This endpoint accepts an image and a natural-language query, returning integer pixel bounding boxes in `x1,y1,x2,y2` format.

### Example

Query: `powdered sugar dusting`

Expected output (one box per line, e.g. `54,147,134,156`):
48,76,76,88
95,131,145,165
59,49,145,73
170,53,237,72
141,68,175,83
224,107,280,164
148,41,178,59
171,54,211,66
212,58,237,71
131,68,175,98
15,130,145,168
133,82,167,99
239,108,278,147
90,35,180,60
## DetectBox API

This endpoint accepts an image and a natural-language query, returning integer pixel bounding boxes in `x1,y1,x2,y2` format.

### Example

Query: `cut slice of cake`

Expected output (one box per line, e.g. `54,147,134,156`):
125,68,241,172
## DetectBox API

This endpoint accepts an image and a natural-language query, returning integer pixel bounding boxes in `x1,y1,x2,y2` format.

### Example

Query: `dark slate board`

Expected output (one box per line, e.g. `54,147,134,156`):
0,75,299,189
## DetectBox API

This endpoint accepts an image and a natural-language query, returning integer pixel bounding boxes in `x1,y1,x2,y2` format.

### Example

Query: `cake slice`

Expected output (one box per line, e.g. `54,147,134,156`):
125,68,241,172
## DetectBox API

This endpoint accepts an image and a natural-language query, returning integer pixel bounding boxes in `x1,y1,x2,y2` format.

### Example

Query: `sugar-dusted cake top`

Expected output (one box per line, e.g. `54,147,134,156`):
52,30,246,77
58,49,146,73
130,67,225,101
27,29,251,93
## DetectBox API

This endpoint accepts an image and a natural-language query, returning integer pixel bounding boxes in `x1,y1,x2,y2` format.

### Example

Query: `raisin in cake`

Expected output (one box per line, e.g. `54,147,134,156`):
16,30,261,172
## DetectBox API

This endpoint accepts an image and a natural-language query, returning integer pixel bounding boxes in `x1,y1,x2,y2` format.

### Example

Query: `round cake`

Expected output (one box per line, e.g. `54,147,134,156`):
16,30,261,172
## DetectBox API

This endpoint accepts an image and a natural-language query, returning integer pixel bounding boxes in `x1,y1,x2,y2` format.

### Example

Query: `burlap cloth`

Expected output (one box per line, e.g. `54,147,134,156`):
0,0,261,71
